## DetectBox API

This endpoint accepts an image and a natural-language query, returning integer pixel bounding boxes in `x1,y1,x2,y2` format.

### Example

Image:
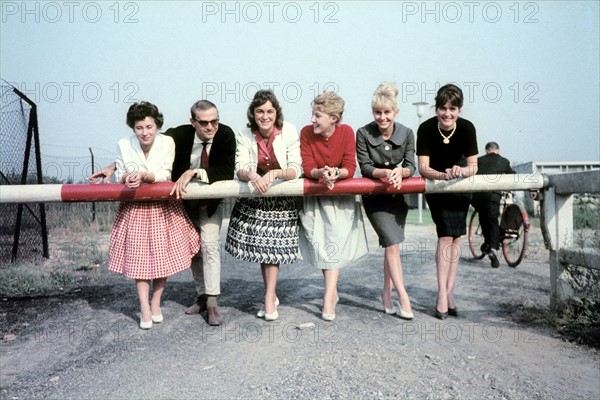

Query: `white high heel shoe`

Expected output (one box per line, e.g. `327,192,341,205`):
258,297,280,319
322,295,339,321
151,314,164,323
379,293,397,315
264,310,279,321
139,318,153,330
397,301,414,320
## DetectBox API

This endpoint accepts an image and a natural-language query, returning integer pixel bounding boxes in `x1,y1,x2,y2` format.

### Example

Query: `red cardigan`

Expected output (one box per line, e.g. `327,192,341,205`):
300,124,357,178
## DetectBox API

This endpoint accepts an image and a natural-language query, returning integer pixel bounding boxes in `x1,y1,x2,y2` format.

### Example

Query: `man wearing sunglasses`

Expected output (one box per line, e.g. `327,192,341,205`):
168,100,235,326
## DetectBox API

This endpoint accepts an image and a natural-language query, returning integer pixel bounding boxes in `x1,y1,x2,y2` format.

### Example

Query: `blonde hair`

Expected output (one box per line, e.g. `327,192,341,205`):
371,82,399,112
311,91,345,122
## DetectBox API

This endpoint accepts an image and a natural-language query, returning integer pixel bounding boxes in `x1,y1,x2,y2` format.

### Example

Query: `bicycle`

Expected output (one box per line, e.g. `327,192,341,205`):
468,192,530,267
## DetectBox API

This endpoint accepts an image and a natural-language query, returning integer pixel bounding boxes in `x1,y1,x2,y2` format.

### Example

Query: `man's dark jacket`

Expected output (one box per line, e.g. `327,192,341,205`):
164,124,236,217
473,152,515,202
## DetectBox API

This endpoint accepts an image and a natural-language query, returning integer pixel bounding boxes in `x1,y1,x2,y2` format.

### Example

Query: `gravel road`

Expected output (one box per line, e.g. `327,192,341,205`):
1,222,599,399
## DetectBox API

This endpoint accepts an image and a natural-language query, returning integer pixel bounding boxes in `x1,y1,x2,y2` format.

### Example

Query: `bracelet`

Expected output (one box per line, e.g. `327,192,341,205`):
334,167,341,176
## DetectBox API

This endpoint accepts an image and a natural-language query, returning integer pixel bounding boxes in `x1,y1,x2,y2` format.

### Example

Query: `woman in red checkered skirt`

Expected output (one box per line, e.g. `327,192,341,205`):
106,102,200,329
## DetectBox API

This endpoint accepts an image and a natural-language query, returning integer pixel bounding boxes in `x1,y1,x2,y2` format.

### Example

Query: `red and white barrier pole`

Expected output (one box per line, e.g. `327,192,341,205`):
0,173,546,204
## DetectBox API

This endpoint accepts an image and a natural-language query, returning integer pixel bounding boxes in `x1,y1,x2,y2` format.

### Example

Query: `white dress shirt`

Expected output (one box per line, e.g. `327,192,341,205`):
115,133,175,182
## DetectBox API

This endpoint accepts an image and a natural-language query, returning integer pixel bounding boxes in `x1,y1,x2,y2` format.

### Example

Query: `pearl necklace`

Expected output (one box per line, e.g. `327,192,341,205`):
437,123,456,144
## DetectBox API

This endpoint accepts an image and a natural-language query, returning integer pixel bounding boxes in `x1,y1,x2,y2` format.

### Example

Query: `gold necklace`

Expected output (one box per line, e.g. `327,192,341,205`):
437,123,456,144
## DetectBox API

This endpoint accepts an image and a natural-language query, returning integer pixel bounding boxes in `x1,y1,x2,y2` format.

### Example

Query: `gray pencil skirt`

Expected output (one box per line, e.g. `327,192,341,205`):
362,194,409,247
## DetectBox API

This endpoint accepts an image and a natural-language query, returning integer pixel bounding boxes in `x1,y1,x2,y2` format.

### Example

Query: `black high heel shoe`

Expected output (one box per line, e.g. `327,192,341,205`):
434,308,448,320
448,307,458,317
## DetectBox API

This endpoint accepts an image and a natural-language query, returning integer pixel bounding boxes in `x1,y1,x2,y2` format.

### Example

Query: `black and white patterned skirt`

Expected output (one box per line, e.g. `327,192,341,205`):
225,197,300,264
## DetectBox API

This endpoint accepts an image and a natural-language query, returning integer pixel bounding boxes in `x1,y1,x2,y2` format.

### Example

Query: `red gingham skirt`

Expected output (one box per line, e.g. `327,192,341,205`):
108,200,201,280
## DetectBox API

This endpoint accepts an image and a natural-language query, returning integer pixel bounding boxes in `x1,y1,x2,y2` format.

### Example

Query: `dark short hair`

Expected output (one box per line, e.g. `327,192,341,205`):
435,83,464,109
126,101,164,129
190,100,218,118
485,141,500,151
246,89,284,131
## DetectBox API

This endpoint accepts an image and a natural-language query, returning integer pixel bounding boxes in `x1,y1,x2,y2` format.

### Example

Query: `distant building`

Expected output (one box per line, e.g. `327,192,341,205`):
513,161,600,216
513,161,599,175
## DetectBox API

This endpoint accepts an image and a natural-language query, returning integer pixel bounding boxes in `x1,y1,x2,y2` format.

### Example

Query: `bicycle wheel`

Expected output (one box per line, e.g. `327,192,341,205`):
501,204,528,267
468,211,486,260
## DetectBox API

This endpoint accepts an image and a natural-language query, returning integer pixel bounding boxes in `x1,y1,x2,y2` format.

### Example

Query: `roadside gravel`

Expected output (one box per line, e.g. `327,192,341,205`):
1,222,599,399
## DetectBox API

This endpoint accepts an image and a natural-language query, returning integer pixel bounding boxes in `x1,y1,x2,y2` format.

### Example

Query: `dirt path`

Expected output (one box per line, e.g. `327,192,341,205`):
1,223,599,399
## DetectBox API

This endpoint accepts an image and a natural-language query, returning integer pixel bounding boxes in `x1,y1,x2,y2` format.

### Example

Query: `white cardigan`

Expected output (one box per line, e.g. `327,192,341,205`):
234,121,303,180
115,133,175,182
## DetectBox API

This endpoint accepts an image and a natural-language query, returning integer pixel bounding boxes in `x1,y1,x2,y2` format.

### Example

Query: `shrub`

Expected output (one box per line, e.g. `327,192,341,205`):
574,194,600,230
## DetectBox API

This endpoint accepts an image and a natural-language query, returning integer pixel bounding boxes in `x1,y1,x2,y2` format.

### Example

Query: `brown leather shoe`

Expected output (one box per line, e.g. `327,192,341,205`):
207,306,223,326
185,303,201,315
185,295,207,315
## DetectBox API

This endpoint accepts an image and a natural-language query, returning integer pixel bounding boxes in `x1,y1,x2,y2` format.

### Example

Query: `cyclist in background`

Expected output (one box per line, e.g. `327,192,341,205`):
471,142,515,268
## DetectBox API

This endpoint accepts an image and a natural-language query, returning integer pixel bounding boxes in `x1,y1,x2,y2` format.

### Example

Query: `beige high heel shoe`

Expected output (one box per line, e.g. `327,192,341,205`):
397,301,414,320
379,293,397,315
257,297,280,318
139,318,153,330
322,295,339,321
151,314,164,323
264,309,279,321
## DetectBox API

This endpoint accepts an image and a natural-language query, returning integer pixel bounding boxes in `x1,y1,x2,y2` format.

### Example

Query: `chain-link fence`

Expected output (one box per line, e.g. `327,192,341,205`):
1,79,48,263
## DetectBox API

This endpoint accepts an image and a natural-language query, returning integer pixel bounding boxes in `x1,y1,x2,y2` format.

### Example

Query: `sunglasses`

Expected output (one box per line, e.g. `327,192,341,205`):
193,118,219,128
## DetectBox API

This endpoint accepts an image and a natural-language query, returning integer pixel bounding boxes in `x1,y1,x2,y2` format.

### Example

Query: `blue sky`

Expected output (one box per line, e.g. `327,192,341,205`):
1,1,598,182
